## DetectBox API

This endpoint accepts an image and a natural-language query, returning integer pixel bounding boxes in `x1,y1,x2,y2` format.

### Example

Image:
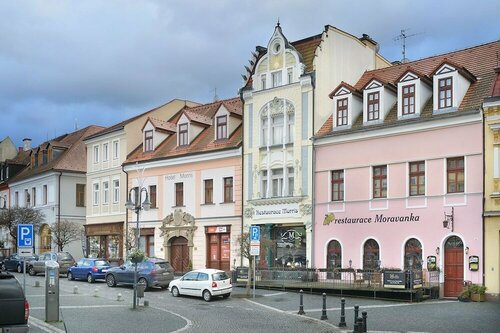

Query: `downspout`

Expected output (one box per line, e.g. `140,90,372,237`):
239,89,245,268
310,71,316,268
58,172,62,252
122,166,129,259
481,105,485,285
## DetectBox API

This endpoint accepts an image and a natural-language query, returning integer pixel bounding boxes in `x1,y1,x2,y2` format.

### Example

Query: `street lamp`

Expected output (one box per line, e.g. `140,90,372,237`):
125,187,150,309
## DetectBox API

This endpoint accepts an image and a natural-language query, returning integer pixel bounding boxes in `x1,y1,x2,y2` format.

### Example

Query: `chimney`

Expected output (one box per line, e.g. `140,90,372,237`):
23,138,32,151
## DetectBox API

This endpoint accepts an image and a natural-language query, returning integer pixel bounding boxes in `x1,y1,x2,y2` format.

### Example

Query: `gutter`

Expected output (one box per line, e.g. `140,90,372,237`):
57,172,62,252
122,166,129,259
481,104,486,285
239,89,244,268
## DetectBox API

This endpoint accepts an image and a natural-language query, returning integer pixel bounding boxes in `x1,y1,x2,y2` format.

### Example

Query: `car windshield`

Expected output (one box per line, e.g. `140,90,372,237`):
212,272,230,281
57,253,73,260
95,260,109,266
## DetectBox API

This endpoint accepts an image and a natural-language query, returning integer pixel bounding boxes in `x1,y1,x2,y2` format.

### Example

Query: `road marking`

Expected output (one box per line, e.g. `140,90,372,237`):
285,300,457,313
263,292,288,297
29,316,66,333
150,305,193,333
31,304,129,310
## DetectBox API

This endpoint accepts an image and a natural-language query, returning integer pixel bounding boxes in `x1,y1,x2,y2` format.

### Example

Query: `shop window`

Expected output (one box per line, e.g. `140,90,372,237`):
139,235,155,257
372,165,387,198
409,161,425,196
404,238,422,270
447,157,464,193
363,239,380,270
273,226,306,268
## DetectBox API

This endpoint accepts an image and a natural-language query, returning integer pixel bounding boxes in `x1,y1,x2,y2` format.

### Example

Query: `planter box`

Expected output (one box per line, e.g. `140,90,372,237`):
470,293,486,302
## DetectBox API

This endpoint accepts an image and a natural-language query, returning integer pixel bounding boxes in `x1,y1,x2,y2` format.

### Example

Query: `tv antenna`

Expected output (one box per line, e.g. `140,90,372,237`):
393,29,424,63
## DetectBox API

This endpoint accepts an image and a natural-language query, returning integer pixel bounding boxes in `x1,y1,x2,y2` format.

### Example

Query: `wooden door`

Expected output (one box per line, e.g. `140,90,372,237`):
170,237,189,273
206,233,230,271
444,236,464,297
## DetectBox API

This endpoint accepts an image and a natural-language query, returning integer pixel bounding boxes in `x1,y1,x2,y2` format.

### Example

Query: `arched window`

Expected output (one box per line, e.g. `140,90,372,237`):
404,238,422,270
327,240,342,278
260,98,295,147
363,239,380,270
40,224,51,252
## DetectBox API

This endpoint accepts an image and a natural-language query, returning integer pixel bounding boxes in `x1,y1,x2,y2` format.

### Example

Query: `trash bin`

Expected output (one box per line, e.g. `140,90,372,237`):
137,282,146,298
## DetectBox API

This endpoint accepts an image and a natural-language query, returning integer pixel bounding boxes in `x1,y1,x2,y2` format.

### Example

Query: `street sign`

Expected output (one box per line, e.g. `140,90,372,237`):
19,247,34,257
17,224,34,248
250,226,260,242
250,243,260,256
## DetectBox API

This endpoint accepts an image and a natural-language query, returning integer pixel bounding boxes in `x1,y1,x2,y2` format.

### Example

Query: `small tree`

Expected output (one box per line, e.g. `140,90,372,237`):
52,219,82,252
0,207,44,251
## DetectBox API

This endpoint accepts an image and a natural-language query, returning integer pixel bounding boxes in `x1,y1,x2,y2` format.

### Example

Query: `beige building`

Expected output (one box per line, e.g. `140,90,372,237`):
83,99,198,264
240,23,390,268
483,67,500,301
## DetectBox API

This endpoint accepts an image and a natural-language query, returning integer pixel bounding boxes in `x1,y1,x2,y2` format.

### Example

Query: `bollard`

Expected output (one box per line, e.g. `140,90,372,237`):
362,311,367,333
73,286,79,294
353,305,359,327
144,300,149,307
93,288,99,297
356,317,363,333
117,293,123,301
34,281,40,287
320,293,328,320
338,298,346,327
297,290,305,315
353,320,359,333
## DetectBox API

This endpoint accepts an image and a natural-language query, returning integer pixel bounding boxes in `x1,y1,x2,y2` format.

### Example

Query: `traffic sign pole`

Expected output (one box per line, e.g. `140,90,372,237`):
17,224,34,292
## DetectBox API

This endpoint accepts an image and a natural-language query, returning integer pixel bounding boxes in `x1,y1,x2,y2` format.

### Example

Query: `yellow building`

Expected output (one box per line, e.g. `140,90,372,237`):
483,67,500,301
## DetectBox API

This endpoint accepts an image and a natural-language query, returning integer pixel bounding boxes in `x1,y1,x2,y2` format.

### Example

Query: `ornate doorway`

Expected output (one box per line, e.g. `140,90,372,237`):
170,236,189,273
444,236,464,297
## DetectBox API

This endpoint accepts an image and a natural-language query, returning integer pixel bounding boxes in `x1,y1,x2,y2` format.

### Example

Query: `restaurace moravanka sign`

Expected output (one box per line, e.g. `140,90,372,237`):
323,213,420,225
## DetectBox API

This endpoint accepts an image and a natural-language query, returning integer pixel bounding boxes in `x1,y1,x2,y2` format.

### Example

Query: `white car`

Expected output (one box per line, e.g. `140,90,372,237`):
169,269,232,302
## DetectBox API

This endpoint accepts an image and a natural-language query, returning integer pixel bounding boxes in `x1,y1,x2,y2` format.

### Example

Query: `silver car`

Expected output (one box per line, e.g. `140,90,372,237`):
28,252,75,276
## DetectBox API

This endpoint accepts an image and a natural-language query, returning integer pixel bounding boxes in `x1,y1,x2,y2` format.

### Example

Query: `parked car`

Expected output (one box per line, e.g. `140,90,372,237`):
0,271,29,332
28,251,75,276
105,257,174,290
1,253,39,273
68,258,112,283
169,268,232,302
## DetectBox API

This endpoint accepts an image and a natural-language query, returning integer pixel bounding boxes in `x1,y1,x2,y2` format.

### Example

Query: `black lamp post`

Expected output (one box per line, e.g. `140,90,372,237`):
125,187,150,309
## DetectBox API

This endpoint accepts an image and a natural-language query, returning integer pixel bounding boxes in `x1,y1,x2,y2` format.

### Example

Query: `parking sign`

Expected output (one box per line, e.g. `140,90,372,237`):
17,224,33,248
250,226,260,242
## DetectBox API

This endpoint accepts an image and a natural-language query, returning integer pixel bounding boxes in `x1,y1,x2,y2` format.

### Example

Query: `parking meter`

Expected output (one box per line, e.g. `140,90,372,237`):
45,260,60,322
137,281,146,298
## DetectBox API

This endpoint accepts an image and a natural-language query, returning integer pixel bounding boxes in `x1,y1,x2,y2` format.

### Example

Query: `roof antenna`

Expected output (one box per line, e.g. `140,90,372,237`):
393,28,424,63
212,87,219,102
74,118,79,131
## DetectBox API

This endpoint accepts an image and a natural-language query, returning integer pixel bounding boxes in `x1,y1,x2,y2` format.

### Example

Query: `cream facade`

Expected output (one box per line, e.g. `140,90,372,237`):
241,24,389,268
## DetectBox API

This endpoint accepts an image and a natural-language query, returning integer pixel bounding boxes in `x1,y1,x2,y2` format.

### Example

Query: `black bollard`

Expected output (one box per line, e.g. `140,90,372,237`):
362,311,367,333
354,304,359,327
320,293,328,320
338,298,346,327
356,317,363,333
297,290,305,315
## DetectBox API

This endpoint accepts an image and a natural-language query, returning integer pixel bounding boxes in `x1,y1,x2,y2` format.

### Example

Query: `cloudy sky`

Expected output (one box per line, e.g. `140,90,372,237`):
1,0,498,147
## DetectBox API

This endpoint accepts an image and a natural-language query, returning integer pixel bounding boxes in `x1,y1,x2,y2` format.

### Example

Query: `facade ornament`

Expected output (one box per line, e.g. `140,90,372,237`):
299,203,312,216
244,207,255,218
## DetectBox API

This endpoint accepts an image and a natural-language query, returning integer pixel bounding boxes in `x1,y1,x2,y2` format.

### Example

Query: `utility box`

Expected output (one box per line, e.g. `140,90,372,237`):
137,282,146,298
45,260,60,322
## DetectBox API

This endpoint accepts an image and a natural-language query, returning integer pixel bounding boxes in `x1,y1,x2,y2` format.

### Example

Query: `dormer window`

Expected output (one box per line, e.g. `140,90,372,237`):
402,84,415,115
179,123,188,146
438,77,453,109
144,130,153,152
336,98,348,126
216,116,227,140
367,92,380,121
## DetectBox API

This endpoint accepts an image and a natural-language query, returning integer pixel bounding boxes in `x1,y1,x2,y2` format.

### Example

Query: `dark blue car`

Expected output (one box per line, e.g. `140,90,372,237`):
68,258,111,283
1,253,39,273
105,258,174,290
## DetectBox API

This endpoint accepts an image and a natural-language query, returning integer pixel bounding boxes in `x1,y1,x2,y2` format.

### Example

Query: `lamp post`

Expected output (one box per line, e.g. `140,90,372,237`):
125,187,150,309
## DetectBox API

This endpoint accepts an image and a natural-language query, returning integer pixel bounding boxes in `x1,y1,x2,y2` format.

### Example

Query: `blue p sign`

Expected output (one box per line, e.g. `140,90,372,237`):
17,224,33,248
250,226,260,242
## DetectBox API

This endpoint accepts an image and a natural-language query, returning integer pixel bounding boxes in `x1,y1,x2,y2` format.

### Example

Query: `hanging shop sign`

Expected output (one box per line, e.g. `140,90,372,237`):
468,256,479,271
253,203,301,220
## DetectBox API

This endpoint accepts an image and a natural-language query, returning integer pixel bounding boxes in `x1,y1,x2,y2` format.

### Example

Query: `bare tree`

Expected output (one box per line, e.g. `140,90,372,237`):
0,207,44,251
52,219,82,252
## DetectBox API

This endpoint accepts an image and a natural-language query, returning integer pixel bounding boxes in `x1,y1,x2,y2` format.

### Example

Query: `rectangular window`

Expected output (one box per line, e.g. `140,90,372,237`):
337,98,348,126
447,157,464,193
409,161,425,196
216,116,227,140
25,189,30,207
261,74,266,90
439,77,453,109
113,179,119,203
287,167,294,196
373,165,387,198
103,143,109,161
331,170,344,201
204,179,213,204
43,185,47,205
144,130,153,151
32,187,36,207
272,115,283,145
112,140,119,160
367,92,380,121
103,181,109,204
76,184,85,207
261,170,268,198
175,182,184,206
271,169,284,197
287,113,294,143
42,150,48,164
179,124,188,146
149,185,157,208
261,118,268,146
223,177,233,203
93,146,99,163
272,71,281,87
402,84,415,115
93,183,99,205
287,68,293,84
15,191,19,207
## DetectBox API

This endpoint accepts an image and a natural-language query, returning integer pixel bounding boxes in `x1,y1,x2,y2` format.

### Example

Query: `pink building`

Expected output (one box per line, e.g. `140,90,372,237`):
313,41,500,297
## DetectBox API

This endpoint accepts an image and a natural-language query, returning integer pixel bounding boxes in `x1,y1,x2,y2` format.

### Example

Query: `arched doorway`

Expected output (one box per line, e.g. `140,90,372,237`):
363,239,380,270
170,236,189,273
444,236,464,297
327,240,341,278
39,224,51,253
404,238,422,270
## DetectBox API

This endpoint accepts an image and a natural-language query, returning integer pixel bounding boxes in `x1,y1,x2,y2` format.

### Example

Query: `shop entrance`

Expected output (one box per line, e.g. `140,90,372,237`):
170,236,189,273
444,236,464,297
206,233,230,271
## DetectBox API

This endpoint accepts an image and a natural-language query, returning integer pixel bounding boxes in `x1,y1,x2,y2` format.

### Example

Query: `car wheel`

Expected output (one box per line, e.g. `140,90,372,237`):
1,263,6,271
17,265,23,273
106,274,116,287
222,293,231,299
138,277,148,290
203,289,212,302
68,272,74,280
87,274,95,283
28,266,36,276
171,286,180,297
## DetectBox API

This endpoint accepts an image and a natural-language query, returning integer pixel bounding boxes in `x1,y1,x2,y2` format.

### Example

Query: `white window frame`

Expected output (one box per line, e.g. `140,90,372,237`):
113,179,120,203
93,145,99,164
103,181,109,205
271,71,282,88
93,183,100,206
103,142,109,162
112,140,119,160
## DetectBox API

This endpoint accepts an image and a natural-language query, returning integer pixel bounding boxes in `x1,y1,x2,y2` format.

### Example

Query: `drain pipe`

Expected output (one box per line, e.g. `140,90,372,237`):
57,172,62,252
123,166,129,259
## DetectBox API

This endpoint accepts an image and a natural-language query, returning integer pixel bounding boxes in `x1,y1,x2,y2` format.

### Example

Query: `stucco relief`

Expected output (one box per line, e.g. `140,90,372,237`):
160,208,197,246
244,207,254,218
300,203,312,216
